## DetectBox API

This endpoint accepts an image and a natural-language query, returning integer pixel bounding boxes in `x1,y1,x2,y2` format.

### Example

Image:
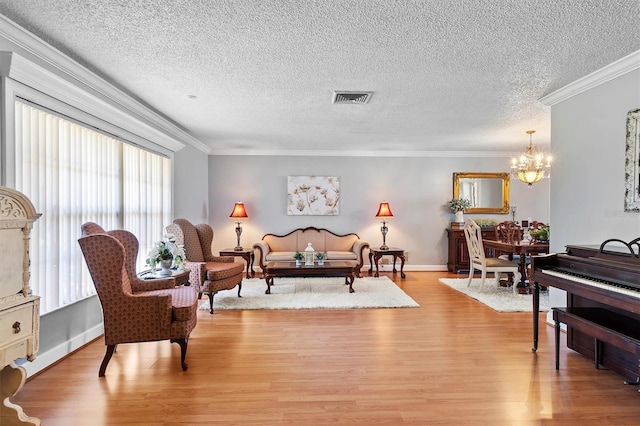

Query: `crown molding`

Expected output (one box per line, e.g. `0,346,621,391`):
0,15,210,154
209,148,514,158
540,50,640,106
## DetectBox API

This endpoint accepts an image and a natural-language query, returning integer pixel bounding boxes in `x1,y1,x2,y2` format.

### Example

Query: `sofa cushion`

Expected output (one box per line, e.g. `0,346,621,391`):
326,251,357,260
325,233,356,252
265,233,298,253
298,230,326,252
265,251,299,261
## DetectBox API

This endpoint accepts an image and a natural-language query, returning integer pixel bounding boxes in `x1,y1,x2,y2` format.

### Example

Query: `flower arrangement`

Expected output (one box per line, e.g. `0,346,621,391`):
315,251,327,260
529,225,550,242
293,252,304,260
147,234,185,267
448,197,472,212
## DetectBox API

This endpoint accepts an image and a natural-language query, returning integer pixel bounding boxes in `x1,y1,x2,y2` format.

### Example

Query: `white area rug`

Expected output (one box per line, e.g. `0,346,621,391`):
198,276,419,310
438,278,549,312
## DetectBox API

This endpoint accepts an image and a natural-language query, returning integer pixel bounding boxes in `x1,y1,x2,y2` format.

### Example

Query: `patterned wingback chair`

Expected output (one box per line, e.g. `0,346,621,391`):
78,230,198,376
80,221,106,236
167,218,244,314
80,222,176,292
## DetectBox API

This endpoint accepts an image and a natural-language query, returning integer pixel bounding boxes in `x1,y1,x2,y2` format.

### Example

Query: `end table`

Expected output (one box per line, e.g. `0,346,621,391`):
138,268,191,286
368,246,406,278
219,248,255,279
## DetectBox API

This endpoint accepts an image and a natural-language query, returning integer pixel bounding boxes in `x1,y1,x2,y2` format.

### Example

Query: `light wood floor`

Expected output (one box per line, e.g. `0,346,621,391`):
12,271,640,425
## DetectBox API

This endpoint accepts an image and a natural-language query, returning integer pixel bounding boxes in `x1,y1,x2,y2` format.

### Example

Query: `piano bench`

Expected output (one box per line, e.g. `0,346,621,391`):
553,307,640,383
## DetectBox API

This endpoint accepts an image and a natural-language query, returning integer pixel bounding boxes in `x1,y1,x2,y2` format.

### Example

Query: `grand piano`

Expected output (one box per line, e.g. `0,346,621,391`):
531,238,640,387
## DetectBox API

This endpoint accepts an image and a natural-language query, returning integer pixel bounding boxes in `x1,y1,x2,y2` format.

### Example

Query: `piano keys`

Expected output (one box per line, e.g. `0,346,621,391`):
531,239,640,387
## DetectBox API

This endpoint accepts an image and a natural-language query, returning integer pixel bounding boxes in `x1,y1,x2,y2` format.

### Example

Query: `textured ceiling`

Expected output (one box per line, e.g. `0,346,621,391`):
0,0,638,155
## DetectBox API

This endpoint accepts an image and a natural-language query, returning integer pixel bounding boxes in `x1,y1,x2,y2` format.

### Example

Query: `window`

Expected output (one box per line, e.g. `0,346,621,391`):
13,101,172,314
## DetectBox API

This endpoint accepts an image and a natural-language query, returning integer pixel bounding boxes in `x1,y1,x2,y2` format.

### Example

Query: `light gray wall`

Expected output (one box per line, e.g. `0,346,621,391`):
207,155,549,268
548,68,640,312
174,144,209,223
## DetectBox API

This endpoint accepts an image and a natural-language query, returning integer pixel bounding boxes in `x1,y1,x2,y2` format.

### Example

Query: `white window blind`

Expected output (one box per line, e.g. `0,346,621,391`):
13,101,172,314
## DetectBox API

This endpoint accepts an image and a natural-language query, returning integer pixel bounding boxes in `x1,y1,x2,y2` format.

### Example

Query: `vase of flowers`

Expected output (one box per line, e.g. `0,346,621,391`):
293,251,303,267
448,197,472,223
316,251,326,266
147,234,185,276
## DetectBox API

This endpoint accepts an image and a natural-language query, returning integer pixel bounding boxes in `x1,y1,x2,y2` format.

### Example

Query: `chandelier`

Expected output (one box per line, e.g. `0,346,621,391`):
510,130,551,186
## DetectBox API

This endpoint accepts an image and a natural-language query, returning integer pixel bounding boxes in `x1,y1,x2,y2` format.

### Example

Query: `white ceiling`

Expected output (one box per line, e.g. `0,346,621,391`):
0,0,638,155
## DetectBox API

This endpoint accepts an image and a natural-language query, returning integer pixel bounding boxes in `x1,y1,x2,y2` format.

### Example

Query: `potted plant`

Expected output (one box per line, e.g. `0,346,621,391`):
293,251,303,266
146,234,185,276
448,197,472,223
529,225,550,243
315,251,326,266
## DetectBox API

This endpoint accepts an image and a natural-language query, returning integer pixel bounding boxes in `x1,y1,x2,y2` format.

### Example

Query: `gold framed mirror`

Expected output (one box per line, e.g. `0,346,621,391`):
453,172,510,214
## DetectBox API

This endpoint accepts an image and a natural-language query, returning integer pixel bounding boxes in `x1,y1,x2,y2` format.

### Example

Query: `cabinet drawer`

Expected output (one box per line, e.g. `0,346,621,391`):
0,340,27,366
0,304,34,346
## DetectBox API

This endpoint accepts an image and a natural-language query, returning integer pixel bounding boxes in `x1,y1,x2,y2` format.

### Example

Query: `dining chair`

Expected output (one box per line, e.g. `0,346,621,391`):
494,221,522,244
494,220,524,265
529,221,546,231
464,219,521,292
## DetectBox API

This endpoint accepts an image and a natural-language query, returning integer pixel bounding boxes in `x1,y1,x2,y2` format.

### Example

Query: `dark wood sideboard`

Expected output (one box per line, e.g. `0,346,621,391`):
446,225,495,272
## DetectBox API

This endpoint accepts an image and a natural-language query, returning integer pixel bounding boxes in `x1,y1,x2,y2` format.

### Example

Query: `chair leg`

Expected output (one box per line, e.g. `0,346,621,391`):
493,272,502,286
479,269,487,291
171,338,189,371
99,345,117,377
237,281,243,297
466,267,475,287
513,270,522,293
208,292,215,314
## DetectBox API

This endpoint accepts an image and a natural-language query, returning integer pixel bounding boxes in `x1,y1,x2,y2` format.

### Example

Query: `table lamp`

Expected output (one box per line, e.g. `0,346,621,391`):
229,202,249,251
375,201,394,250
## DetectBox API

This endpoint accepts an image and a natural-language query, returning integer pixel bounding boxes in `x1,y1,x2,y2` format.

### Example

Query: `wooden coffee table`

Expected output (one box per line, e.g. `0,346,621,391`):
263,261,358,294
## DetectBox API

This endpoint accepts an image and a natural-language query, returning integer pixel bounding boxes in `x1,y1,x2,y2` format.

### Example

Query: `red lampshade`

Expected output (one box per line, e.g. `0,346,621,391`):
229,202,249,219
375,202,394,219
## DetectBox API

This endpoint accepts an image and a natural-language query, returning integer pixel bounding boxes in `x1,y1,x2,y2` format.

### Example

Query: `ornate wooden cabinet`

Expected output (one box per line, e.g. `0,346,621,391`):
0,186,41,425
446,225,495,272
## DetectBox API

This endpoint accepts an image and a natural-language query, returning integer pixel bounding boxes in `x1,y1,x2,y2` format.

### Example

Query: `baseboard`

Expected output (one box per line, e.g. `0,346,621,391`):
20,323,104,378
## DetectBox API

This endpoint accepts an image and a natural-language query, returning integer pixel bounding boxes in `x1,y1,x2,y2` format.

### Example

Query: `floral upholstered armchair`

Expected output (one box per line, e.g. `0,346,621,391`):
78,224,198,376
167,219,244,314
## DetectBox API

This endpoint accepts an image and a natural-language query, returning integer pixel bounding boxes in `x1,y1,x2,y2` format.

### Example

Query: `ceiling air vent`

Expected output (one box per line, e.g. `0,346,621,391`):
332,91,373,104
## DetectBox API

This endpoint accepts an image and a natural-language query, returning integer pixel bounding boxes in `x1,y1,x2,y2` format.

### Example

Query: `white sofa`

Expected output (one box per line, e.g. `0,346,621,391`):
253,227,369,275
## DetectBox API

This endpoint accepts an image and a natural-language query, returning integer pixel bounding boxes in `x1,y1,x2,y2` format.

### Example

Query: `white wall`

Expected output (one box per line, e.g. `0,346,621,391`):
547,69,640,311
207,155,549,268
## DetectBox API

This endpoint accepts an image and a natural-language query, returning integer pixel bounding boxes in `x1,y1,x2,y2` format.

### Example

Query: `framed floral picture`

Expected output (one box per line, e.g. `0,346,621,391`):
287,176,340,215
625,108,640,212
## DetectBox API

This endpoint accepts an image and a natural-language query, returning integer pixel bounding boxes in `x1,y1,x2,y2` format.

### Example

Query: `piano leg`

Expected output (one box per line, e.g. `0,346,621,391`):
532,280,540,352
554,315,560,369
